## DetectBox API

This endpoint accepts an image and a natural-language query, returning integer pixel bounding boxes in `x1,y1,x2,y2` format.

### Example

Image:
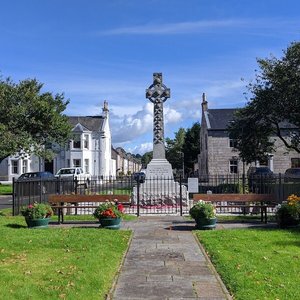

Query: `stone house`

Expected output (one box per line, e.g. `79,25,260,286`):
198,94,300,176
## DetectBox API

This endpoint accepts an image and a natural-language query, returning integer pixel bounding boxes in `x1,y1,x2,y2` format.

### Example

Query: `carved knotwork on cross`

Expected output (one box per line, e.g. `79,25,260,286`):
146,73,170,159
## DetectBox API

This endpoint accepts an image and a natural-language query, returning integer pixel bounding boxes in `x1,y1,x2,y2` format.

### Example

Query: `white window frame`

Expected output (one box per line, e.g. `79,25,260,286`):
22,160,28,174
73,134,81,149
229,159,238,174
73,159,81,167
83,134,89,149
11,160,19,174
84,159,89,174
291,158,300,168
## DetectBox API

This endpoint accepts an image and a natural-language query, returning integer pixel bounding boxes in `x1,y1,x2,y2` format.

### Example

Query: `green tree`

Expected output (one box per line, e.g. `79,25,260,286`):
182,122,200,174
166,127,186,170
141,151,152,167
228,42,300,163
0,77,72,162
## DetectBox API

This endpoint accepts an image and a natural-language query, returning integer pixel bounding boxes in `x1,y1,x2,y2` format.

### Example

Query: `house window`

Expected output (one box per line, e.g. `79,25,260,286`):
229,159,238,174
84,134,89,149
84,159,89,173
73,134,81,149
67,159,70,167
291,158,300,168
73,159,81,167
11,160,18,174
22,160,28,174
229,138,238,148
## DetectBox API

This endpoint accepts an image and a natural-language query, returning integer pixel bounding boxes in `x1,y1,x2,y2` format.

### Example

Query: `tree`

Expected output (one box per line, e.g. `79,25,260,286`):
182,122,200,173
228,42,300,163
141,151,152,167
0,77,72,162
166,128,186,170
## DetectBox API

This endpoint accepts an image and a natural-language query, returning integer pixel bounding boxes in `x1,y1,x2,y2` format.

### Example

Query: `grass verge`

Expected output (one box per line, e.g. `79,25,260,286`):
0,215,131,299
0,184,12,195
195,227,300,299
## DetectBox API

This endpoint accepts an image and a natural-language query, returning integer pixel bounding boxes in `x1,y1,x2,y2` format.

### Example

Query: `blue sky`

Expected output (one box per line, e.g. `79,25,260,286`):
1,0,300,154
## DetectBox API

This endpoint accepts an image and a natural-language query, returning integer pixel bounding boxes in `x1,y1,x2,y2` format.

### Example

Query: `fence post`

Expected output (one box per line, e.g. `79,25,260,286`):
137,181,140,217
278,173,282,202
179,175,183,216
12,177,15,216
39,176,43,203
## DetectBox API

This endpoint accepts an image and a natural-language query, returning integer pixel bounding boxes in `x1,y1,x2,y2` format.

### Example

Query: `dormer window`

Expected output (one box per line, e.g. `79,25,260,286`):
73,134,81,149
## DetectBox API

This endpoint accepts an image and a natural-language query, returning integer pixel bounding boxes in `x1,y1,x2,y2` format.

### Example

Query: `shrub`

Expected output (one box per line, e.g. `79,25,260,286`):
21,203,53,219
276,194,300,227
189,200,216,220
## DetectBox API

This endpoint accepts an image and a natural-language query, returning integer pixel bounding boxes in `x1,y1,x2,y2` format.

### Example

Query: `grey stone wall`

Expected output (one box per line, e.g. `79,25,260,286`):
207,136,241,174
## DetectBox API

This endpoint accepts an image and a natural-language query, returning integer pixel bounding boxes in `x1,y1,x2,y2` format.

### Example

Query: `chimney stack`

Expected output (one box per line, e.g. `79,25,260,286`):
201,93,208,112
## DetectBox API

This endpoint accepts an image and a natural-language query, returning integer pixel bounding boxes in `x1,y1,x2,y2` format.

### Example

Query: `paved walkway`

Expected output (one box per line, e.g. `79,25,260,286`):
110,216,232,300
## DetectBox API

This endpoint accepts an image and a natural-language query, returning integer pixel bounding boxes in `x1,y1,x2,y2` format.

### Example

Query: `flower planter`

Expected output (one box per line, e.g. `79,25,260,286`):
277,217,299,228
195,217,217,230
25,217,51,229
99,217,121,230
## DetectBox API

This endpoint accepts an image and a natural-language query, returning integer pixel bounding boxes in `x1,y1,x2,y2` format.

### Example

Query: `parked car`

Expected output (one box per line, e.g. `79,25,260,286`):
284,168,300,182
55,167,91,187
16,172,56,196
17,171,55,180
247,166,274,192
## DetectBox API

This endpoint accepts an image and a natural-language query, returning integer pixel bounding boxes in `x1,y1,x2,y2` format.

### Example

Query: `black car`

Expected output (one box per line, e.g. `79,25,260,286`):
247,167,274,192
17,171,55,180
16,172,56,196
284,168,300,182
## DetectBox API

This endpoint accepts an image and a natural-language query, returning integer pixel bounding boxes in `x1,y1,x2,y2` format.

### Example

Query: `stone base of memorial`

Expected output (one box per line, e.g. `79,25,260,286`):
133,159,188,205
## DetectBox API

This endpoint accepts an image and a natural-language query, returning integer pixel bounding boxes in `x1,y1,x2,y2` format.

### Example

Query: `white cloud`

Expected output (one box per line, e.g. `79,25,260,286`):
98,19,244,35
129,142,153,155
111,102,182,144
164,106,182,123
95,18,300,36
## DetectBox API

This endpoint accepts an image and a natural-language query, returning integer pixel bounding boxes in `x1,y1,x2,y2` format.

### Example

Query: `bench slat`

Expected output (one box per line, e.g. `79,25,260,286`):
193,193,274,202
48,194,130,203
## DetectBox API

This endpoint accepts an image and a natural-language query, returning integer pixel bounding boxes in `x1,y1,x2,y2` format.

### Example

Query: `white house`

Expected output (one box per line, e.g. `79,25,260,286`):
0,101,117,181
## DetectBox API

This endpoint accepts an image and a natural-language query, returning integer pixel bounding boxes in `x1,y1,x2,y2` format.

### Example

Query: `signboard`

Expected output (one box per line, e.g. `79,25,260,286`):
188,178,198,193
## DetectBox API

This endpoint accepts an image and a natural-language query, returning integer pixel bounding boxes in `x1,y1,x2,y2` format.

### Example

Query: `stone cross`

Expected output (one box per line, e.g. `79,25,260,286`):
146,73,170,159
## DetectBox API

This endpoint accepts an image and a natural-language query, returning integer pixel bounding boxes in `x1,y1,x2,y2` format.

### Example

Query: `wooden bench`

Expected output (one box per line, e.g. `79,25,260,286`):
48,194,131,223
192,194,276,223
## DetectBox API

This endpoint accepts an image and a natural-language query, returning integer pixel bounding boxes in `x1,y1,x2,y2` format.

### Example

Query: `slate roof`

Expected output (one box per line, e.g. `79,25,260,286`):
206,108,298,130
206,109,237,130
68,116,104,131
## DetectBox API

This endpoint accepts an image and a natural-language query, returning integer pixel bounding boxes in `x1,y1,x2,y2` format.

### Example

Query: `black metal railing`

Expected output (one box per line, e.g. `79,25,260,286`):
12,173,300,216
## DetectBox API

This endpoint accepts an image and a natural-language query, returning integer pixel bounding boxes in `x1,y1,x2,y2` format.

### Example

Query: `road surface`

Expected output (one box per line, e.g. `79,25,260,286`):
0,195,12,209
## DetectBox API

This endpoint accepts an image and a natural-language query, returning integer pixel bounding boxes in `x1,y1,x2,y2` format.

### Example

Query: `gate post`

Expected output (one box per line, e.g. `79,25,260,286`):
179,175,183,216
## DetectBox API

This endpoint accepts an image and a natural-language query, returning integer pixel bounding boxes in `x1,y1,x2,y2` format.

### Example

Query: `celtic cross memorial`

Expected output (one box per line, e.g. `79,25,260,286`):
146,73,170,159
144,73,174,179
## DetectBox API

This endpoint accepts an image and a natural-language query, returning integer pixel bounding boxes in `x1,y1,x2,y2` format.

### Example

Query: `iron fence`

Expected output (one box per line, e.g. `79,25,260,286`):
12,173,300,216
195,173,300,202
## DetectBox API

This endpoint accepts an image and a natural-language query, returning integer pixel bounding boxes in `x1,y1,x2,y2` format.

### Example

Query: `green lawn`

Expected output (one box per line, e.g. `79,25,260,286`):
195,227,300,300
0,215,132,299
0,184,12,195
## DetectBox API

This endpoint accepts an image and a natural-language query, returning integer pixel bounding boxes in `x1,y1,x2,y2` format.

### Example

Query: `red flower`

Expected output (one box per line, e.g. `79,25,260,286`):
117,204,124,213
